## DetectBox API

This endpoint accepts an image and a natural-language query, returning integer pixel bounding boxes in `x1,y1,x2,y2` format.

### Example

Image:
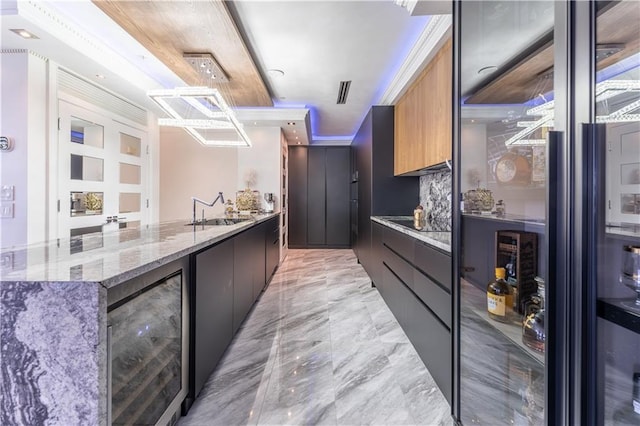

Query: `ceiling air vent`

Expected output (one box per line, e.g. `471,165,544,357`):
336,80,351,104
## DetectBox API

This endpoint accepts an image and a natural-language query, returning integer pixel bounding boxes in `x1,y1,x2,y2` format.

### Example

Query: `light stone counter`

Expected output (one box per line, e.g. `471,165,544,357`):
371,216,451,253
0,213,278,426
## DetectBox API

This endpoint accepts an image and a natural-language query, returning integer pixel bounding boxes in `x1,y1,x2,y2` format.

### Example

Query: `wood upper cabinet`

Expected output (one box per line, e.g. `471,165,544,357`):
394,38,452,176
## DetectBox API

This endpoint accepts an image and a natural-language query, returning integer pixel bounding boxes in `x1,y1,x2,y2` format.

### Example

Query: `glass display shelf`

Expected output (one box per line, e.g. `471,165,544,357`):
462,212,545,227
463,279,545,365
606,223,640,238
597,298,640,335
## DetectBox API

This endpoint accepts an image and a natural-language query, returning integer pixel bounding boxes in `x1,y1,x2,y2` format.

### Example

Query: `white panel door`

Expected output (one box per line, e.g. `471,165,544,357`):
607,121,640,225
58,100,149,246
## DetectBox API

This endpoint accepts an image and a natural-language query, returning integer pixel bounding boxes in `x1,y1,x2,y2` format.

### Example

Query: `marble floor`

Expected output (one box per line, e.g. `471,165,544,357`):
178,249,452,426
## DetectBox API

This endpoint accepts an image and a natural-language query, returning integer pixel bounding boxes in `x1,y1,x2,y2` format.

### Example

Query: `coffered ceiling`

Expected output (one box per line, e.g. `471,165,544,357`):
1,1,452,145
92,0,272,108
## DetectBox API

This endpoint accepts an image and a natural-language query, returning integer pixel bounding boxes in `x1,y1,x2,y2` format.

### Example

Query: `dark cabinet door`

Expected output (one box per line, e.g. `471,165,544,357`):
233,230,254,333
371,221,384,290
288,147,308,247
252,222,267,302
194,238,234,397
266,217,280,282
326,147,350,246
307,147,326,245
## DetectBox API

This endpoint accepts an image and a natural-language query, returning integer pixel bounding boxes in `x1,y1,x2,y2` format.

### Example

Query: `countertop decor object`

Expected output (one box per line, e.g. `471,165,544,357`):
463,188,494,213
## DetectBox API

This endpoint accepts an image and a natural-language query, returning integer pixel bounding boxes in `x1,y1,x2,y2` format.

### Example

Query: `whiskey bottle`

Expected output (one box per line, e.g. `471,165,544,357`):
487,267,514,323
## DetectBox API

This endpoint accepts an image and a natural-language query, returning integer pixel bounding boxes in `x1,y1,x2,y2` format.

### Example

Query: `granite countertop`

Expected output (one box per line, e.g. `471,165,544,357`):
0,213,279,287
371,216,451,253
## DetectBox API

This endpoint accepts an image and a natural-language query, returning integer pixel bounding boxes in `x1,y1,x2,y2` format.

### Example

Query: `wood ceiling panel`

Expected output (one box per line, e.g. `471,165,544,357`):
93,0,272,107
465,0,639,105
465,41,553,105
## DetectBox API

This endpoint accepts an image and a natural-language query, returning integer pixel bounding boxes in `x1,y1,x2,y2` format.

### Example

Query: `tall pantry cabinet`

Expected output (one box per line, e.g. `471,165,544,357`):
288,146,351,248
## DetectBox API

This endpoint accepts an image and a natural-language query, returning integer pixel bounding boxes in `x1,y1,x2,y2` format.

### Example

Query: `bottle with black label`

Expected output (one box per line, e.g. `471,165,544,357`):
487,267,514,323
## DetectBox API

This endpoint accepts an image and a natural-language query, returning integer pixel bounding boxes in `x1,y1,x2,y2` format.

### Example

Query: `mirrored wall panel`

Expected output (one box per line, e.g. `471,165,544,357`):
120,133,141,157
119,193,141,214
119,163,141,185
70,117,104,148
70,154,104,181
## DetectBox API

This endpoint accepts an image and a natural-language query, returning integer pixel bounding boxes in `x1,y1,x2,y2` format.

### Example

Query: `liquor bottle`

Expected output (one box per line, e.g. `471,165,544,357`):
487,267,514,323
522,277,545,353
612,372,640,424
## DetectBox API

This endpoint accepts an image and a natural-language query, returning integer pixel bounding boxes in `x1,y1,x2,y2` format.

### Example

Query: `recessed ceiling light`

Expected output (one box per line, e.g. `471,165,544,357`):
96,74,106,79
297,141,301,145
268,69,285,78
295,136,299,140
10,29,39,39
477,65,497,75
254,122,257,125
287,122,295,126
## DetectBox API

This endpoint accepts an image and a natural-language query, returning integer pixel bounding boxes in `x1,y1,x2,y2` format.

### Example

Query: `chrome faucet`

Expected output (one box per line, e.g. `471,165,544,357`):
192,192,225,224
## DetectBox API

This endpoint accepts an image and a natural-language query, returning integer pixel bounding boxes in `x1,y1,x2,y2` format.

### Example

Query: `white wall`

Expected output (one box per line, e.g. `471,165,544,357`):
159,127,239,222
237,127,282,212
159,126,285,221
460,124,488,192
0,51,48,248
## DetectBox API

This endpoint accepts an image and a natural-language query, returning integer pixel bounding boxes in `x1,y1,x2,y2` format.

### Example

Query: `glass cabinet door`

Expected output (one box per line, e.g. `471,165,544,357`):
591,1,640,424
456,2,555,424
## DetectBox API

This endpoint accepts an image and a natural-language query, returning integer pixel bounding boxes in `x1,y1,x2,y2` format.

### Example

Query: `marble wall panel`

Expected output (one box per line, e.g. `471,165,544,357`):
420,170,452,231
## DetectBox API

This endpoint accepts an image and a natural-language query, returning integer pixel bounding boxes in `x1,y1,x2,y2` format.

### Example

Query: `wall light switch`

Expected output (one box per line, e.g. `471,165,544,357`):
1,185,14,201
1,203,14,218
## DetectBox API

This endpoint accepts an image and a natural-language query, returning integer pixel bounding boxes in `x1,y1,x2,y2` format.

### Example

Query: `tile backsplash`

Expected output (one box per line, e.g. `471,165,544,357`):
419,169,452,231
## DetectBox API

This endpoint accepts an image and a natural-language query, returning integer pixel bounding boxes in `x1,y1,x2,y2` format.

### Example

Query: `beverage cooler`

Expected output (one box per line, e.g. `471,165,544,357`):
452,1,640,424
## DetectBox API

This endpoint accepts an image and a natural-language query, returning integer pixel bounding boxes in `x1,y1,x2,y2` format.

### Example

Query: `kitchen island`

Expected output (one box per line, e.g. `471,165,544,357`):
0,213,278,426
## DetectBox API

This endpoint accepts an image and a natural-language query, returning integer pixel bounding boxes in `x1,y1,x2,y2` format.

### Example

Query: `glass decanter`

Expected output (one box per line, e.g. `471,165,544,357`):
522,276,545,353
620,245,640,310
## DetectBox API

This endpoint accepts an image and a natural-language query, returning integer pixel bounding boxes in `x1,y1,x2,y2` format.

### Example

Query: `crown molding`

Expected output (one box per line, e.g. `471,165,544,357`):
378,14,452,105
14,1,163,91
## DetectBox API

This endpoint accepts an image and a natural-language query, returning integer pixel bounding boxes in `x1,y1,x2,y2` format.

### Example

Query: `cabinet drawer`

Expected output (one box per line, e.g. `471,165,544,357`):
412,270,451,328
383,227,414,260
414,240,451,292
382,244,413,289
402,283,451,404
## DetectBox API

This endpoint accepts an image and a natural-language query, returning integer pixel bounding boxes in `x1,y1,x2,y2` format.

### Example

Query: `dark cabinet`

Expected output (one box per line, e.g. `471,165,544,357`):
352,106,419,275
369,220,452,404
326,147,351,246
288,147,308,247
193,238,234,398
307,148,326,245
233,230,254,333
189,217,280,405
265,216,280,284
251,221,266,303
370,221,384,291
288,146,350,248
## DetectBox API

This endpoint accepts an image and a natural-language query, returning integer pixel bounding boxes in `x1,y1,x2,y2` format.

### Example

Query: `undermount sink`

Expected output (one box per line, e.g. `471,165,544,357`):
186,218,251,226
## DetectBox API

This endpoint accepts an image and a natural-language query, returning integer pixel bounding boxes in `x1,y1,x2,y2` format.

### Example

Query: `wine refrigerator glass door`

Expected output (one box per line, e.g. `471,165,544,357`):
456,1,557,424
591,1,640,424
